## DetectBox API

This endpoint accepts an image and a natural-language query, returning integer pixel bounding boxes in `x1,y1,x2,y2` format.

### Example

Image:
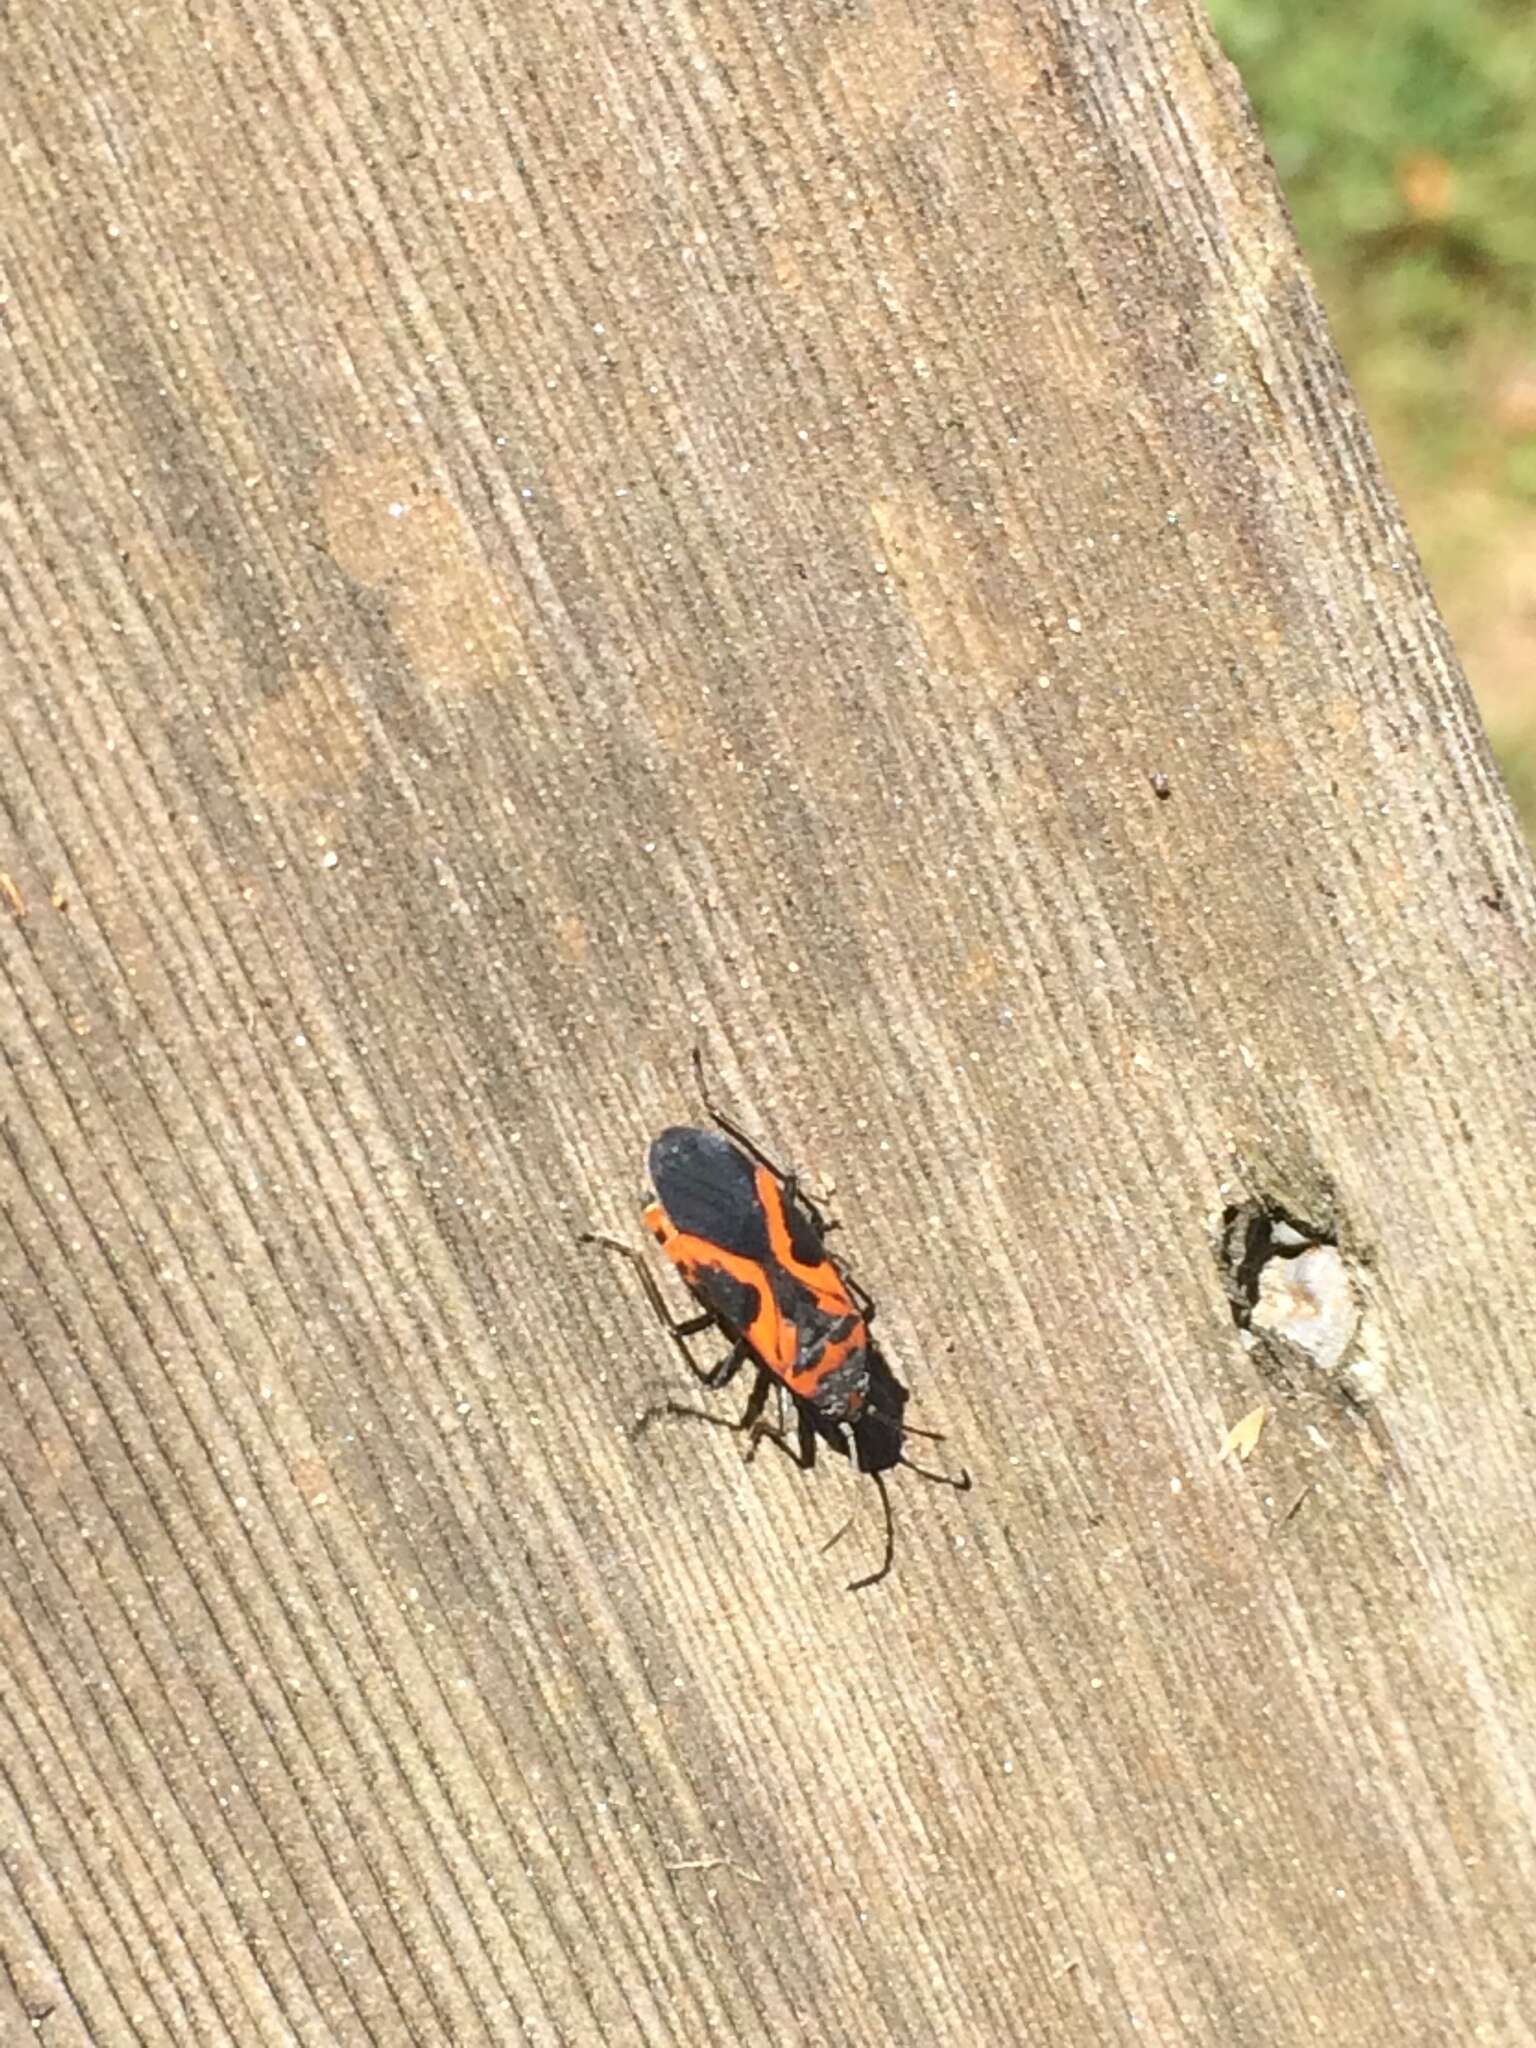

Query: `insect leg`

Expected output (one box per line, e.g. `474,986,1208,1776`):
840,1266,876,1325
702,1338,750,1391
898,1450,973,1490
737,1364,774,1456
635,1364,782,1451
690,1047,788,1176
690,1047,837,1236
794,1402,818,1470
740,1376,778,1465
743,1381,818,1470
580,1231,726,1382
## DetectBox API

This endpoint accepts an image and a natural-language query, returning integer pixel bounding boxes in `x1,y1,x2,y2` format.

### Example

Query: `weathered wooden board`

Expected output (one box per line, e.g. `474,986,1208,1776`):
4,1,1535,2041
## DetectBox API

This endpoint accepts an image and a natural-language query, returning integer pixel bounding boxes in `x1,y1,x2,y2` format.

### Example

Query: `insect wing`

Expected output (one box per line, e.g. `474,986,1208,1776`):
647,1128,797,1370
648,1127,770,1258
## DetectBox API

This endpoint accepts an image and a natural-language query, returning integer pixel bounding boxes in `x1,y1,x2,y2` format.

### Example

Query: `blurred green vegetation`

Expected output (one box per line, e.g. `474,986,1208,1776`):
1207,0,1536,832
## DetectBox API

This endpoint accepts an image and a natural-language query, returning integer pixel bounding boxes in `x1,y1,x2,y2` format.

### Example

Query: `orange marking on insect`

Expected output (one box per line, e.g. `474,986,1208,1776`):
644,1201,798,1374
751,1166,870,1413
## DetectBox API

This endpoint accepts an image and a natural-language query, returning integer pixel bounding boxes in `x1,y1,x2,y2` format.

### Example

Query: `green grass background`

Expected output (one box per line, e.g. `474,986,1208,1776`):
1207,0,1536,833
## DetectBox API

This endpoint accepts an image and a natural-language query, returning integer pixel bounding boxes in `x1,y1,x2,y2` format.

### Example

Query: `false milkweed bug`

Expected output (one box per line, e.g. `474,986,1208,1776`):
579,1051,970,1590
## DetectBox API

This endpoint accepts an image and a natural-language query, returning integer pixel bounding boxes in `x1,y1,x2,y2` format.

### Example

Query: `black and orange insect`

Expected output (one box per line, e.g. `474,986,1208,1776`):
580,1053,969,1589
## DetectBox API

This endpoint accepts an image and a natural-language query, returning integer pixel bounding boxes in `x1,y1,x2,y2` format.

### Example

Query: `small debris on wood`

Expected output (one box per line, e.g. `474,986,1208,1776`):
663,1855,762,1884
1219,1404,1268,1465
1274,1483,1313,1530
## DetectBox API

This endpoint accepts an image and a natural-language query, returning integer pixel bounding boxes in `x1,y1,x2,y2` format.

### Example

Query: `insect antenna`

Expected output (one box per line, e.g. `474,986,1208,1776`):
818,1429,897,1591
897,1450,972,1490
844,1469,895,1592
